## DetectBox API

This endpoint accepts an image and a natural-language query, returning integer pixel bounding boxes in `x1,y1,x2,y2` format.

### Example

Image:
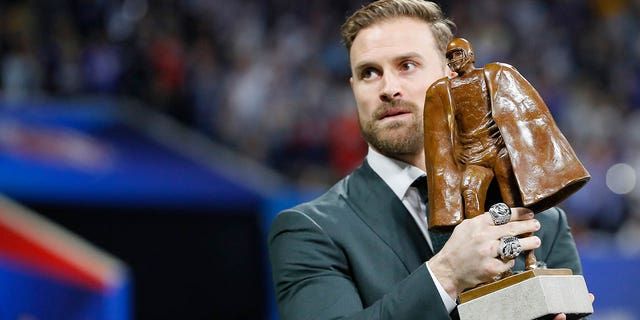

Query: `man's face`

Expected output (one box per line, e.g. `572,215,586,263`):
349,17,448,160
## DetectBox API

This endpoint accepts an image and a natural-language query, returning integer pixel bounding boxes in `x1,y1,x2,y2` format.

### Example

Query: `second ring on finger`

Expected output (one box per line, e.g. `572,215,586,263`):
497,236,522,260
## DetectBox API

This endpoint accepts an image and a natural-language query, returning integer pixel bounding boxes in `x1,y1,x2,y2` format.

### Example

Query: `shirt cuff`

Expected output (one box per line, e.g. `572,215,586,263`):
425,262,457,314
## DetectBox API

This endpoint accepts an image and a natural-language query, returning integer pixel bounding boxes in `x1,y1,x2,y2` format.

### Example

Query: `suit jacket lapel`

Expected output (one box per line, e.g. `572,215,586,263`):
344,161,433,273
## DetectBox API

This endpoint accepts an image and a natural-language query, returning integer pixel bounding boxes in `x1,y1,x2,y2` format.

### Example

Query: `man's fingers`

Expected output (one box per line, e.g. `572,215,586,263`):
516,235,541,252
553,313,567,320
490,219,540,238
492,235,540,259
483,206,533,226
510,207,534,221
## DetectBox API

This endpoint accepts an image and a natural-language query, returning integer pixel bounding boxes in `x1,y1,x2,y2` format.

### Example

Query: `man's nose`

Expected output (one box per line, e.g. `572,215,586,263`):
379,73,402,102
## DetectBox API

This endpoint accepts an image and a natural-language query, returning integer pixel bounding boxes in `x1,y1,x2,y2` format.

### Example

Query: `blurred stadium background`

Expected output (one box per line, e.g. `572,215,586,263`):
0,0,639,319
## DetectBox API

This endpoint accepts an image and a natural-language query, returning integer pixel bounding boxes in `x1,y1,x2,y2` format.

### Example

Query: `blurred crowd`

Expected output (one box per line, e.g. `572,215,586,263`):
1,0,639,250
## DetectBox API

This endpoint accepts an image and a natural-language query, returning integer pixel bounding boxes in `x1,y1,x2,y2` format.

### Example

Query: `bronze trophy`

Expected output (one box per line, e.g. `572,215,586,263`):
423,38,593,319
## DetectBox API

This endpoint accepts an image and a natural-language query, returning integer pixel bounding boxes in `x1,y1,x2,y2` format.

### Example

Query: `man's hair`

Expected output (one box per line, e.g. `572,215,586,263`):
341,0,455,55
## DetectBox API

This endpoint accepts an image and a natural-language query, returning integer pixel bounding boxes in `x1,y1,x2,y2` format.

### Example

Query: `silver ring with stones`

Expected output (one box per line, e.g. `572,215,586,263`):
489,203,511,226
498,236,522,260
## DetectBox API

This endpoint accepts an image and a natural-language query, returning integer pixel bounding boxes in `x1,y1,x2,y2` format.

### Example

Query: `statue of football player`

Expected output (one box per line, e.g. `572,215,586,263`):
423,38,590,270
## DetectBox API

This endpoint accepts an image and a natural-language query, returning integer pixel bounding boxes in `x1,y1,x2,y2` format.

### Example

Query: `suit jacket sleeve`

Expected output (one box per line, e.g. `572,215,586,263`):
536,207,583,274
269,210,451,320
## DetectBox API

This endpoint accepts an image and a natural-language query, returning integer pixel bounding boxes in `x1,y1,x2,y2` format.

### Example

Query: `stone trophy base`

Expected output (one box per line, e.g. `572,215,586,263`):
457,269,593,320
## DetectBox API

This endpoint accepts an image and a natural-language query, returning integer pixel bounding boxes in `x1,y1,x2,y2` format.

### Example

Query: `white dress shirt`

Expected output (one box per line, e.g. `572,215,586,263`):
366,147,457,313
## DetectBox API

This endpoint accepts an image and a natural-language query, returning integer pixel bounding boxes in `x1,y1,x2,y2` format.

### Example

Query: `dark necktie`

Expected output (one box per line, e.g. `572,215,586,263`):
412,176,451,254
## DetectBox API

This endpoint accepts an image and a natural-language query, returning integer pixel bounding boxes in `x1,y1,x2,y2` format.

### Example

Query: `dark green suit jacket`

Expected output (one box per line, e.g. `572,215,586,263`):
268,161,582,320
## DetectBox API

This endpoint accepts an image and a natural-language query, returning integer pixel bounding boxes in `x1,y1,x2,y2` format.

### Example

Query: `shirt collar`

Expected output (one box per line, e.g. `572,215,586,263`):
366,147,426,200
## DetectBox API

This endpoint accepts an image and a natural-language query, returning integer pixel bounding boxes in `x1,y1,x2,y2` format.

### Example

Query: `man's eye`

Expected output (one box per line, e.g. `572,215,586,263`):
402,62,416,71
360,68,379,80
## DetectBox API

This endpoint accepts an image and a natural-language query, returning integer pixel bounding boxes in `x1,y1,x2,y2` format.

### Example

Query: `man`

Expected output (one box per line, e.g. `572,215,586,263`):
268,1,584,319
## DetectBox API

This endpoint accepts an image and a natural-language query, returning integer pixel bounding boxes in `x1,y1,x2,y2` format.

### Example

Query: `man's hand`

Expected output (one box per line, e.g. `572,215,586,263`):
427,207,540,299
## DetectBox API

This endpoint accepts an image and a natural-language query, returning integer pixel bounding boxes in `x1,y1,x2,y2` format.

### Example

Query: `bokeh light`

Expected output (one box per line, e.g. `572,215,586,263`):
606,163,636,195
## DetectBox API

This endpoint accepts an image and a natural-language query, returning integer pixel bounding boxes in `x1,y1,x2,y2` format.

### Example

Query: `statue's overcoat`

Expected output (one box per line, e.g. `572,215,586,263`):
424,63,590,227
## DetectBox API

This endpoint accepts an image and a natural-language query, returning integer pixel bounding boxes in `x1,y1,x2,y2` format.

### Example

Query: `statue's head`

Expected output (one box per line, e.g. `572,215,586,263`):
446,38,475,73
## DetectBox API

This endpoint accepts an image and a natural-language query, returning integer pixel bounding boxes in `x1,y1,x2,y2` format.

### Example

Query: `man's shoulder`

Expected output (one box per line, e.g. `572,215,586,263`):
536,206,562,220
290,180,351,218
535,207,569,234
270,173,361,232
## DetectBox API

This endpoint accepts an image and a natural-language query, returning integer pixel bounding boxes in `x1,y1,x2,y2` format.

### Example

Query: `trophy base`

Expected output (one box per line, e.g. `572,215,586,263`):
458,269,593,320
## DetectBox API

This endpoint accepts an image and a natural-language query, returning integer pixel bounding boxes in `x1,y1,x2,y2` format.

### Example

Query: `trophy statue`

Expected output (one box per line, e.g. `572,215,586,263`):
423,38,593,319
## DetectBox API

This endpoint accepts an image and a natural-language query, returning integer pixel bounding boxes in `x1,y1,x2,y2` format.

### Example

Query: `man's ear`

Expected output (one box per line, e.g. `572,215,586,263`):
349,76,354,88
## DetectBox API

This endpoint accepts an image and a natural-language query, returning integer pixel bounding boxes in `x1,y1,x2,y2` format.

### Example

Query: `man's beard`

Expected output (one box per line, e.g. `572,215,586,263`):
360,101,424,157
